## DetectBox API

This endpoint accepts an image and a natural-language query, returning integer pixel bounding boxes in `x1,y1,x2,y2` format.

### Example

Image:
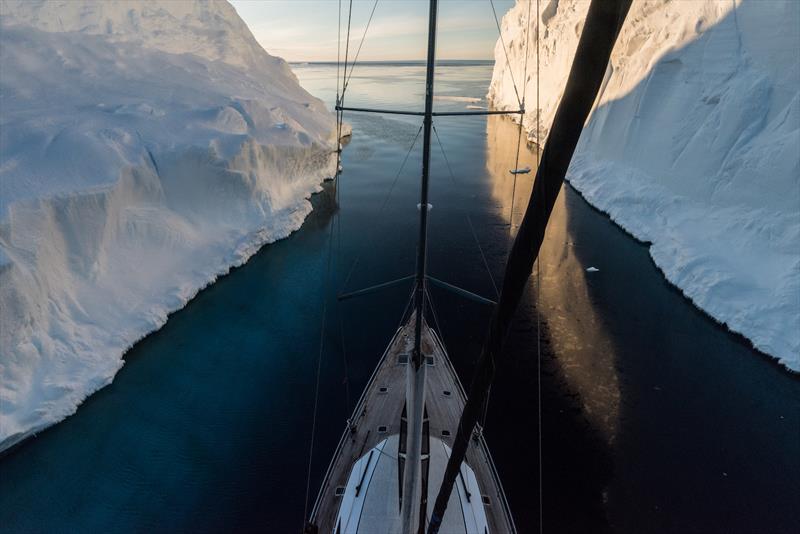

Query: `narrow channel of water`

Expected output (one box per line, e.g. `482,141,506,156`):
0,63,796,533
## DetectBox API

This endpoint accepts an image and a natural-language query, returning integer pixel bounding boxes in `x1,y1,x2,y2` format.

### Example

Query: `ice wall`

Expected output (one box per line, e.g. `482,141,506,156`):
0,0,339,451
489,0,800,371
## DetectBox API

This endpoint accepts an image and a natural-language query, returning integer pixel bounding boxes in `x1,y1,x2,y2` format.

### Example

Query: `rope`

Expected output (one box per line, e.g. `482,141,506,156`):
343,0,380,96
340,123,424,293
431,125,500,300
489,0,522,108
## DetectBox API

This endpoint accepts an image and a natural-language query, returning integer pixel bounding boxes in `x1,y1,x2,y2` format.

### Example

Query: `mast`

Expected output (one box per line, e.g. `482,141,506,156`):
402,0,438,532
427,1,633,532
412,0,437,366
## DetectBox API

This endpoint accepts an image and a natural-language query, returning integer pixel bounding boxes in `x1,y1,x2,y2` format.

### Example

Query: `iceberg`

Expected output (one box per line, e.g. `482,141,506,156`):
0,0,340,451
489,0,800,371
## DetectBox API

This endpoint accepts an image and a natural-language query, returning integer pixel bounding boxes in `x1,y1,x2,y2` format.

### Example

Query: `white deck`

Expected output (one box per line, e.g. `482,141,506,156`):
335,436,489,533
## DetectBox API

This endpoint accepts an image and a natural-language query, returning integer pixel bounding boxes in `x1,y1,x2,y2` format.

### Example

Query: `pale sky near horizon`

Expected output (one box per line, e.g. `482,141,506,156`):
230,0,515,62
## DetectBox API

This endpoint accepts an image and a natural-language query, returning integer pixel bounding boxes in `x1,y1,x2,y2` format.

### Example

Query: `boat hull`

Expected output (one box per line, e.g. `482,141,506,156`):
309,317,515,533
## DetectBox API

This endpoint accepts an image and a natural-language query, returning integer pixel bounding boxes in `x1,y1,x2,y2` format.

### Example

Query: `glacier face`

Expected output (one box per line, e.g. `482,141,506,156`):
0,0,339,451
489,0,799,371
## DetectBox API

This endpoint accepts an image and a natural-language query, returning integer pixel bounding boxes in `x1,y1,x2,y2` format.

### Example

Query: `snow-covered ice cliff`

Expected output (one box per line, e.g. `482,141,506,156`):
489,0,800,371
0,0,339,451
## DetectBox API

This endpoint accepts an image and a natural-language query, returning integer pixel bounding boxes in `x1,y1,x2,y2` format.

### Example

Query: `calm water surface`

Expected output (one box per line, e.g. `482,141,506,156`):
1,63,797,533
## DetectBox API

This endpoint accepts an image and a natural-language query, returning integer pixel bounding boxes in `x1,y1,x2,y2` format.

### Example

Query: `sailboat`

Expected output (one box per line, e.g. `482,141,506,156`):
305,1,631,532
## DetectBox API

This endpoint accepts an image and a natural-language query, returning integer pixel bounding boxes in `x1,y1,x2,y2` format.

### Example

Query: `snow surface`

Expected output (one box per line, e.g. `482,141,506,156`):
489,0,800,371
0,0,341,451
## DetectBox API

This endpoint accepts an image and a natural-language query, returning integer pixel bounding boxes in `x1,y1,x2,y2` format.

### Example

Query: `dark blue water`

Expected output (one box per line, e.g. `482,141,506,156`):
1,63,797,534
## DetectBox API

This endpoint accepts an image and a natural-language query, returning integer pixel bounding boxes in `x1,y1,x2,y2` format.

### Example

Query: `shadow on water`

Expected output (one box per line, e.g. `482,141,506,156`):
482,115,615,533
562,184,800,533
481,112,799,533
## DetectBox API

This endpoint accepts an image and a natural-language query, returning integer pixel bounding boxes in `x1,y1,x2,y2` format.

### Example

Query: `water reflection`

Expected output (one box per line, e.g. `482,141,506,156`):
485,115,621,444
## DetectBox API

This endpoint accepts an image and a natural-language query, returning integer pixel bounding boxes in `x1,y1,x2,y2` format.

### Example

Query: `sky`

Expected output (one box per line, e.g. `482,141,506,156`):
229,0,516,62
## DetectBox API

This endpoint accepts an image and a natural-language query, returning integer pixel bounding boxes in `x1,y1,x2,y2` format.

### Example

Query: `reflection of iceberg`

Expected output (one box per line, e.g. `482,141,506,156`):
433,95,483,103
486,115,620,443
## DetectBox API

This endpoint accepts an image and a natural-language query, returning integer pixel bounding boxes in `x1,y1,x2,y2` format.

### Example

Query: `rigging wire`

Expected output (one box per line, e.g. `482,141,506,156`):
400,279,418,326
336,161,351,416
431,125,497,430
336,0,342,106
333,0,353,428
490,0,544,525
335,144,351,418
490,0,543,527
508,0,535,242
489,0,523,108
302,165,338,527
481,384,492,430
338,0,354,116
507,130,521,238
534,0,544,532
342,0,380,96
340,124,424,294
338,310,352,413
303,1,351,526
342,0,354,82
431,125,499,300
308,0,546,527
424,286,444,342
